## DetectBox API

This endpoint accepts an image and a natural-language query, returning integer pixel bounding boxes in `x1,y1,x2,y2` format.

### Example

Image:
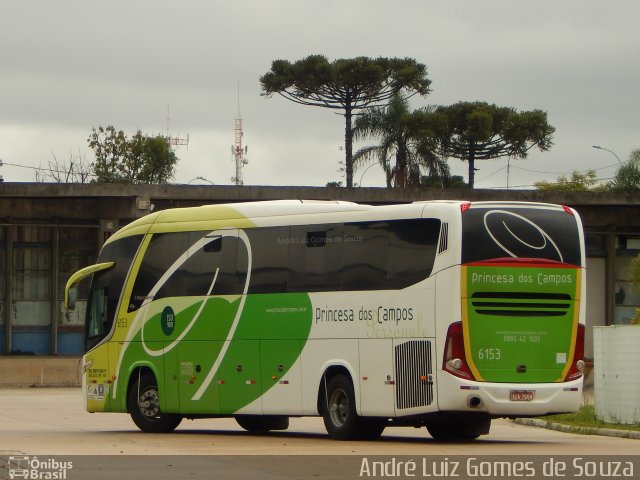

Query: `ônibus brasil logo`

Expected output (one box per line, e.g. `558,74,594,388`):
7,456,73,480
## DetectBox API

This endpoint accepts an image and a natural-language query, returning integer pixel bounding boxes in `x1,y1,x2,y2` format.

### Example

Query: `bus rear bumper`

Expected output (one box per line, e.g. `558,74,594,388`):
440,376,584,417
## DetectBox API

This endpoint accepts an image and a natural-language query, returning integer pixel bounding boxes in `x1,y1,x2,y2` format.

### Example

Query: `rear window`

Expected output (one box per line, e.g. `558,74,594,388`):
462,207,582,266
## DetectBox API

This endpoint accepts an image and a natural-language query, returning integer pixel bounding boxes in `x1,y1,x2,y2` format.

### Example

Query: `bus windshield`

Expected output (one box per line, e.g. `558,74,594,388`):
461,206,582,266
85,235,143,351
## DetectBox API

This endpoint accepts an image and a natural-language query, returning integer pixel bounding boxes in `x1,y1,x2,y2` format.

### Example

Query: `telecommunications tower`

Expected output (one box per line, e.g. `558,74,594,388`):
166,105,189,148
231,86,248,185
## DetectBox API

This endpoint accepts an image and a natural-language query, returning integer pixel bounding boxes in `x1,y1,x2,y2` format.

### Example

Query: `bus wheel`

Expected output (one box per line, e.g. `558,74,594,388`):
127,373,182,433
322,374,358,440
235,415,289,433
426,417,490,441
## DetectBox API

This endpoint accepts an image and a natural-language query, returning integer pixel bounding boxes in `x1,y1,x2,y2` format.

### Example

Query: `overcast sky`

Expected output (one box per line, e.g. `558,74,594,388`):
1,0,638,189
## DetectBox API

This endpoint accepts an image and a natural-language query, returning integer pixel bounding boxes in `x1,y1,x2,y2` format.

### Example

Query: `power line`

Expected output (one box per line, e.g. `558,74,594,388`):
475,161,620,189
3,161,56,172
1,161,98,178
475,165,507,183
510,166,568,175
484,174,617,190
592,162,621,171
511,162,620,176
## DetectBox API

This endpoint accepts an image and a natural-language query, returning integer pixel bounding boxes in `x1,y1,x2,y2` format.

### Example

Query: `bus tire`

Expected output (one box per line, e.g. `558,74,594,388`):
426,417,490,441
127,373,182,433
235,415,289,433
322,374,359,440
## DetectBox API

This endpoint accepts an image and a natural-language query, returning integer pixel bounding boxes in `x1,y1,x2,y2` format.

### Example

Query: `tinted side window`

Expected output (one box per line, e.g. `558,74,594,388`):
129,230,249,311
386,219,440,289
288,224,343,292
128,232,189,311
184,231,246,295
341,222,389,290
126,219,441,308
245,227,290,294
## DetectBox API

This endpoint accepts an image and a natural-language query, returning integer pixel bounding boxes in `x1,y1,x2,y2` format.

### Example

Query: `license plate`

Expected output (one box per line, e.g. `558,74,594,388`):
510,390,535,401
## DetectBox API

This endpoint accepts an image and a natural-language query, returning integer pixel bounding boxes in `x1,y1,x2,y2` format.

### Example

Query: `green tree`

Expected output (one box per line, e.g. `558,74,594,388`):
88,126,127,182
88,126,177,184
260,55,432,187
535,170,605,191
421,173,467,189
325,181,343,187
610,149,640,193
435,102,555,188
353,94,449,188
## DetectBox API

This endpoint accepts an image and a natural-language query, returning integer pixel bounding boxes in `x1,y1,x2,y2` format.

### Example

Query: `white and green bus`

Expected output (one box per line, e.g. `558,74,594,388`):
65,200,585,440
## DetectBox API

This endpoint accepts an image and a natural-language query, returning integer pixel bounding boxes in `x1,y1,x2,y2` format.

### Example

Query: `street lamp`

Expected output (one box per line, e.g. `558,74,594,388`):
592,145,622,165
357,162,379,187
187,176,215,185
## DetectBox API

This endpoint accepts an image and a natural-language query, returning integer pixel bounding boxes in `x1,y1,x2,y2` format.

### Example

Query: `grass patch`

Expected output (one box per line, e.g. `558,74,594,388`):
539,404,640,433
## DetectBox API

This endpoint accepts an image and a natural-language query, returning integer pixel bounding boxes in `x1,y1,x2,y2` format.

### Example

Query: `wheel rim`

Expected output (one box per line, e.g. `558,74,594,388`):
328,388,349,427
138,387,160,419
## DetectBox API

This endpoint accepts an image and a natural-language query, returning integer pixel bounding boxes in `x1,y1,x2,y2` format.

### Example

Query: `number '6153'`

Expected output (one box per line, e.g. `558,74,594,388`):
478,348,501,360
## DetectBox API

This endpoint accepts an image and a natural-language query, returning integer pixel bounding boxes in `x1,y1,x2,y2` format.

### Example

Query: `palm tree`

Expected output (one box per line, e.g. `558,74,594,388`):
352,94,449,188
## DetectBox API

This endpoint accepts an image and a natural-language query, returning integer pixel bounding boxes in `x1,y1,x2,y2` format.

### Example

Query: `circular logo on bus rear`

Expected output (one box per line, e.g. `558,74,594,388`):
161,306,176,336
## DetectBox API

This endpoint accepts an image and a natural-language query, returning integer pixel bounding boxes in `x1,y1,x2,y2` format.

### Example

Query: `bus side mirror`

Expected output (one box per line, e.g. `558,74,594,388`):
64,261,115,311
67,286,78,311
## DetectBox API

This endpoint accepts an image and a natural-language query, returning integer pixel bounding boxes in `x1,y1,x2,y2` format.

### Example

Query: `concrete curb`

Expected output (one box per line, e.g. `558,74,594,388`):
514,418,640,439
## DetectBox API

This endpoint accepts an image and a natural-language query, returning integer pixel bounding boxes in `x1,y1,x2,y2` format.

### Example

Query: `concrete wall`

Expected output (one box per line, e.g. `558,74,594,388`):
594,326,640,424
0,356,81,387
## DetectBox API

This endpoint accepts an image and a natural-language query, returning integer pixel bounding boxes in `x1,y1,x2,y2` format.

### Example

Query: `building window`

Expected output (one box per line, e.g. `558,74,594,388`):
614,235,640,325
13,247,50,301
12,227,51,327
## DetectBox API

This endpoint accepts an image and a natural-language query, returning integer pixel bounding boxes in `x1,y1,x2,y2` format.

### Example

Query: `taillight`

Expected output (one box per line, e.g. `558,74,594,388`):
443,322,475,380
565,324,585,381
460,202,471,213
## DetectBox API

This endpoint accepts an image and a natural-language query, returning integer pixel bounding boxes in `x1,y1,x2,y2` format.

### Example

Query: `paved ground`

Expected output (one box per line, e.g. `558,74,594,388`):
2,388,638,480
0,388,638,456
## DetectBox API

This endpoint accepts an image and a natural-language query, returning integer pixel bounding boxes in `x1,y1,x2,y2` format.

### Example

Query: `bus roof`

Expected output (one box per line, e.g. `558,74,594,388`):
103,199,570,245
